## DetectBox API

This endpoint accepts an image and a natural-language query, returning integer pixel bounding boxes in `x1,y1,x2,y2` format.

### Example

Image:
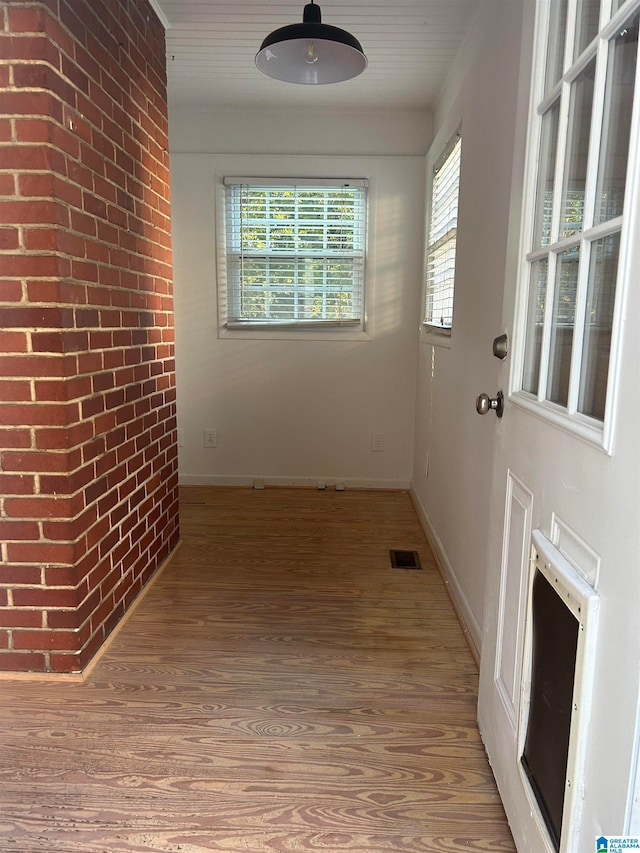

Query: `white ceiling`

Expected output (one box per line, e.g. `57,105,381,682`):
154,0,480,112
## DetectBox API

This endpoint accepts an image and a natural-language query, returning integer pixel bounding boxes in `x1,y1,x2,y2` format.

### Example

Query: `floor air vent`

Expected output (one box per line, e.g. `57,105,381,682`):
390,550,422,570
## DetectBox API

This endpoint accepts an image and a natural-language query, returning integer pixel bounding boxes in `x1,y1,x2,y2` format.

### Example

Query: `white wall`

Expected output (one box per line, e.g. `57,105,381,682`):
170,112,430,488
168,109,432,157
410,1,525,652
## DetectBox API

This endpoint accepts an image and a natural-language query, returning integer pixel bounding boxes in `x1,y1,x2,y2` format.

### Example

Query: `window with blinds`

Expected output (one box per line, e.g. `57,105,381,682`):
223,178,367,329
423,135,462,332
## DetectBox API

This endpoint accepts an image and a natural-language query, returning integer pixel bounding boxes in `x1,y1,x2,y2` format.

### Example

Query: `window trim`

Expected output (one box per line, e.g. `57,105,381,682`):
219,176,369,336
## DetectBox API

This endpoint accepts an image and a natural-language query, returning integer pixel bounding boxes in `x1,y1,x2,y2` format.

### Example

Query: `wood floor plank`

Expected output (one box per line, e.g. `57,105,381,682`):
0,487,515,852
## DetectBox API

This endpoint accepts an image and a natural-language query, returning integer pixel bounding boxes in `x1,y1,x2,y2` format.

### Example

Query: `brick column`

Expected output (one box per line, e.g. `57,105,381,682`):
0,0,179,673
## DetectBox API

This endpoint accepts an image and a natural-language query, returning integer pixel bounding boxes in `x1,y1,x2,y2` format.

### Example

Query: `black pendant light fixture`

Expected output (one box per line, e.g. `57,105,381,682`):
255,1,367,85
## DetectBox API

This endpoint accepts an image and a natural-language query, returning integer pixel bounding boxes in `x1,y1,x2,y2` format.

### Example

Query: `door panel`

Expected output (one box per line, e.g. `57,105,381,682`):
478,1,640,850
494,472,533,728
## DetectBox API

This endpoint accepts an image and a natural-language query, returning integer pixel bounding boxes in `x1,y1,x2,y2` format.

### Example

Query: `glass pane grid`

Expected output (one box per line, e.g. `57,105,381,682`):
519,0,634,428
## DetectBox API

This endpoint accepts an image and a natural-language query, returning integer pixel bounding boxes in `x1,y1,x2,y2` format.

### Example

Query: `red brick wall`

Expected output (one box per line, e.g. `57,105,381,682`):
0,0,179,673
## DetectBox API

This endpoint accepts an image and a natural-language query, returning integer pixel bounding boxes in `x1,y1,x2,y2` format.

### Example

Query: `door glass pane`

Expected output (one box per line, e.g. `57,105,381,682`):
520,0,633,428
595,15,639,223
579,232,620,419
561,60,596,238
547,247,580,407
523,259,548,395
574,0,601,59
546,0,569,93
533,103,561,248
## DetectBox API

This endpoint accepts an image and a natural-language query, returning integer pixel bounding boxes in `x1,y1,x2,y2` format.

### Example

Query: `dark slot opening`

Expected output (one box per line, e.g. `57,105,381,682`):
390,550,422,570
521,569,579,851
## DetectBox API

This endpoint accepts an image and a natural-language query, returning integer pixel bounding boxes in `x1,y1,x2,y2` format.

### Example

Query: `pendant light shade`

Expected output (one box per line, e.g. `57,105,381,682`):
255,2,367,85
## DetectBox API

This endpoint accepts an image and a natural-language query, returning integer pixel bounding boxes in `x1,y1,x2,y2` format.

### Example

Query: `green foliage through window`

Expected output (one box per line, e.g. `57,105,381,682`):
224,180,367,327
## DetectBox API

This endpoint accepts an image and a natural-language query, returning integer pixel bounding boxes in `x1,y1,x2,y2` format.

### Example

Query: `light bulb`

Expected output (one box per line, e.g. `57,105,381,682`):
305,41,318,64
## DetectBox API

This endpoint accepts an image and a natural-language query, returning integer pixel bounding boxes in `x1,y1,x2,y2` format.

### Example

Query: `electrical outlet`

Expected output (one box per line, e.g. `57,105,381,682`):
371,432,385,452
203,428,218,448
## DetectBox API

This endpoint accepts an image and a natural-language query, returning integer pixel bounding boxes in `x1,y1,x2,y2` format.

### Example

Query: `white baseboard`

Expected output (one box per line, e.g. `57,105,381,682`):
179,474,412,490
180,474,255,487
409,486,482,662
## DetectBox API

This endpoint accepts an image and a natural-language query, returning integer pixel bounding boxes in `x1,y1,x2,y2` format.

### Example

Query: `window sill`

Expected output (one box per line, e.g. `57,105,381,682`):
509,391,611,455
420,324,452,349
219,324,371,343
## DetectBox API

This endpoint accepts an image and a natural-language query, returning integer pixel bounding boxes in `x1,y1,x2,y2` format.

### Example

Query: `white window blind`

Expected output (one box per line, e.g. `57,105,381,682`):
423,135,462,331
223,178,367,329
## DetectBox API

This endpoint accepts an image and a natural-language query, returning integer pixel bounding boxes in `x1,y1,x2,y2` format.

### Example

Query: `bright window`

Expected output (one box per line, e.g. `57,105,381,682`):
423,134,462,332
223,178,367,330
518,2,638,434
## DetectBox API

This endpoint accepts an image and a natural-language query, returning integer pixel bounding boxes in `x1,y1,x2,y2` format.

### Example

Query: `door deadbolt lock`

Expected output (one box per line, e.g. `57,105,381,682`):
476,390,504,418
493,333,508,360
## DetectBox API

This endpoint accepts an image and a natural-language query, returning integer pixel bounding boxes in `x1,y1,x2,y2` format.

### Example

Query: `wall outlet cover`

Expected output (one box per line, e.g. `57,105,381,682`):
204,428,218,448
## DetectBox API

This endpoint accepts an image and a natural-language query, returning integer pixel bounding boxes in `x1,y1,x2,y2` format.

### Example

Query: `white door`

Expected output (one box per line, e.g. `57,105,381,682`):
478,1,640,851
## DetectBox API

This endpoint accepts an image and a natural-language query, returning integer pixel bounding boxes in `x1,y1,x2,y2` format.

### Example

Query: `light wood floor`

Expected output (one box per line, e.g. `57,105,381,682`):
0,486,515,852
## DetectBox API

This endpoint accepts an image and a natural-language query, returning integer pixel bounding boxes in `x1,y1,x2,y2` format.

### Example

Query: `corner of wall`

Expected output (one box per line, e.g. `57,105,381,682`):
409,486,482,662
0,0,180,674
